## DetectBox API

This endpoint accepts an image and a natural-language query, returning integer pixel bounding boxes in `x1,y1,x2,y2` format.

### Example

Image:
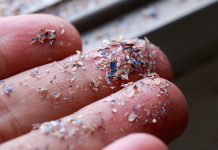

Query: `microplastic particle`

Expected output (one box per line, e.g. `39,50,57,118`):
112,108,117,113
31,27,56,46
70,76,76,82
0,80,4,87
128,85,140,97
152,118,157,123
128,112,137,122
60,24,65,35
153,78,161,85
4,85,13,96
51,91,61,100
31,68,39,77
37,87,48,98
121,74,129,80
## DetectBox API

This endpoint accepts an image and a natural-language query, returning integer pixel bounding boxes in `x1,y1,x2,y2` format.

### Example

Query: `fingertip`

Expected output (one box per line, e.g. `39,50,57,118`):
103,133,168,150
170,80,189,140
151,78,189,143
154,47,173,81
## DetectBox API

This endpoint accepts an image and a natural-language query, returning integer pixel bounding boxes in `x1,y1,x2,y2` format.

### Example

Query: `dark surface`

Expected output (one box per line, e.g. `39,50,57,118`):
170,54,218,150
145,3,218,77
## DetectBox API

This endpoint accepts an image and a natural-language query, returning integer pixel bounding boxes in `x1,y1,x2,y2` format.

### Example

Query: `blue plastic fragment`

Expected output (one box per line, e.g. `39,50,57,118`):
135,60,141,65
135,49,141,53
111,68,117,73
110,61,116,69
4,85,13,96
101,50,106,56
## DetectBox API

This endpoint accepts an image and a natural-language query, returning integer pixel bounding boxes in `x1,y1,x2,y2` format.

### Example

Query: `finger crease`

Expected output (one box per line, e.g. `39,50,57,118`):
0,42,9,75
0,100,24,136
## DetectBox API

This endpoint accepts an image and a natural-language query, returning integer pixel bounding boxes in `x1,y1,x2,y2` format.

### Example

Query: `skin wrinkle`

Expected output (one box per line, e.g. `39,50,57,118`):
0,30,24,76
0,39,9,76
0,99,24,140
91,114,110,149
95,131,109,150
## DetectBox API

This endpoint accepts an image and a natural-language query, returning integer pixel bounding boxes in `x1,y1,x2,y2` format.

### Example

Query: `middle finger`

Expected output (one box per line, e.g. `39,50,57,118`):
0,38,172,142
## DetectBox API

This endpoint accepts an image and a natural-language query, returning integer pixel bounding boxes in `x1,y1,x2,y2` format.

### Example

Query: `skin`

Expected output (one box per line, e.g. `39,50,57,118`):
1,77,188,149
103,133,168,150
0,14,82,79
0,15,188,150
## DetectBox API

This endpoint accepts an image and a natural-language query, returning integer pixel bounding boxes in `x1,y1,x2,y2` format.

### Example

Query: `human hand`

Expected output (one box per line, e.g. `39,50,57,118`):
0,15,188,150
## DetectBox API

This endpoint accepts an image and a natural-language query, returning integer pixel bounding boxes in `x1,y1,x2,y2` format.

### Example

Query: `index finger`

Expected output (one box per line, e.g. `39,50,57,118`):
0,14,82,79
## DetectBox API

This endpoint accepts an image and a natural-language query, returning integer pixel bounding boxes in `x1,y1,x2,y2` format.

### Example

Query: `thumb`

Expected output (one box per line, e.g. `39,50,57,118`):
103,133,168,150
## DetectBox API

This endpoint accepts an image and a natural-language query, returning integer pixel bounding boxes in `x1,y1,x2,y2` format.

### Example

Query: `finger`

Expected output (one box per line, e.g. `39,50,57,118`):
0,14,82,79
0,39,172,142
0,77,188,150
103,133,168,150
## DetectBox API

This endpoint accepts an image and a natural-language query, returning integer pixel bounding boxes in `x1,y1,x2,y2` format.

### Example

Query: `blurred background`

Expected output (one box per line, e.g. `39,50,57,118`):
0,0,218,149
